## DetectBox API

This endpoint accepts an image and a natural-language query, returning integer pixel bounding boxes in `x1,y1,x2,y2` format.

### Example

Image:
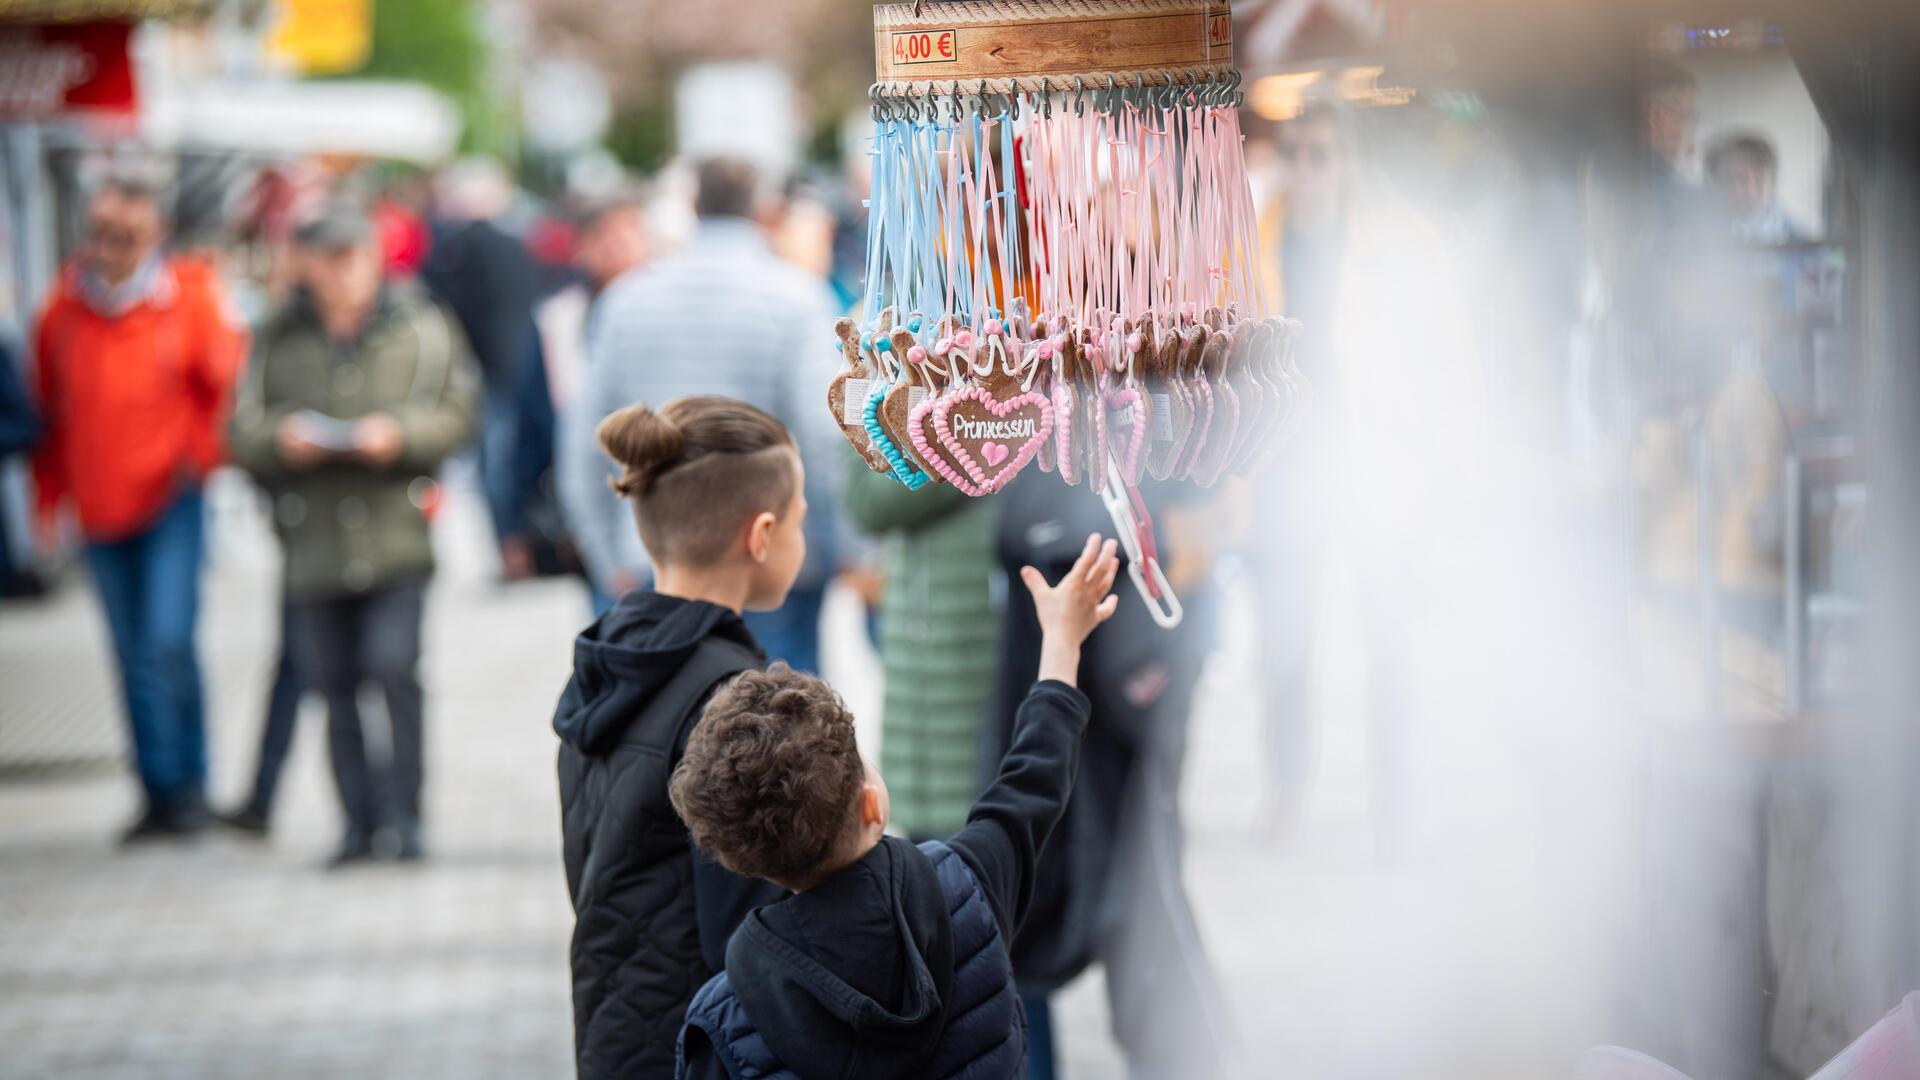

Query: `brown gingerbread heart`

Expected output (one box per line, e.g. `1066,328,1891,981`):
1146,322,1195,481
1188,325,1239,487
1173,324,1215,481
827,318,893,475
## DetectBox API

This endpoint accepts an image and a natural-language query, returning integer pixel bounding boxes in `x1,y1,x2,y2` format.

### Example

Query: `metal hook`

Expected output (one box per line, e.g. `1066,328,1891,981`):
1073,75,1085,117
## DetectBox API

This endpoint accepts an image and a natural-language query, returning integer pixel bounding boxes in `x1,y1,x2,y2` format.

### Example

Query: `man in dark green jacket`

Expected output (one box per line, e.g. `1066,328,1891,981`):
231,205,478,866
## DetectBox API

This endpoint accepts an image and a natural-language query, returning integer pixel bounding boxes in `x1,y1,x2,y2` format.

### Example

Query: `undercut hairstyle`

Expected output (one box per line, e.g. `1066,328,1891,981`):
694,156,762,220
595,395,796,568
1706,132,1778,180
669,665,866,888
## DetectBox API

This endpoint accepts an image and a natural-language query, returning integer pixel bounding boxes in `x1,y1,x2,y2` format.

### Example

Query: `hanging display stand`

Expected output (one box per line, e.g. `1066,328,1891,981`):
835,0,1305,629
873,0,1235,97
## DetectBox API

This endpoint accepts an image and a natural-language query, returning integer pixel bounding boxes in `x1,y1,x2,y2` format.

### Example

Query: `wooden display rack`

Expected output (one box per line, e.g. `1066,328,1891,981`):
872,0,1234,96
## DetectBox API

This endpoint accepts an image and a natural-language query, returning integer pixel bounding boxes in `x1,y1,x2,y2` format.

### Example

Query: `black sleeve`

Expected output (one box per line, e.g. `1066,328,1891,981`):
693,851,785,974
946,680,1092,940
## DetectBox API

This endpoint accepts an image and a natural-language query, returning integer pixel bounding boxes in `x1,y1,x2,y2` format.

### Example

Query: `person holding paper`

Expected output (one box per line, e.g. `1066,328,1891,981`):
230,203,479,867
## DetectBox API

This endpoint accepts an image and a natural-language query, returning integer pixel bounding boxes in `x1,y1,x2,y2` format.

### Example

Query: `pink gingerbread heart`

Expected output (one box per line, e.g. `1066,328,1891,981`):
930,387,1054,496
1103,386,1149,483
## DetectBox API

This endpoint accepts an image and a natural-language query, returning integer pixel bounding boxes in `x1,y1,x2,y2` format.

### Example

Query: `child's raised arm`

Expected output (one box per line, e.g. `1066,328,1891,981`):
947,534,1119,940
1022,533,1122,688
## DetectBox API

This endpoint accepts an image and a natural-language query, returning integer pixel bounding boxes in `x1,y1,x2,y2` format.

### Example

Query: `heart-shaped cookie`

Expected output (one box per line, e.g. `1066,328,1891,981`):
1188,326,1239,487
1174,324,1214,480
1146,323,1195,481
1104,384,1151,485
861,378,930,490
924,386,1054,496
880,375,944,485
1249,318,1312,476
828,318,894,475
1232,319,1285,476
1223,318,1269,470
907,385,973,486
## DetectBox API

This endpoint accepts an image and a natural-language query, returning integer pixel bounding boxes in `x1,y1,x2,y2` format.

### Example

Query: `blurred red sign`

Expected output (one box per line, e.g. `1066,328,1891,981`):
0,22,137,119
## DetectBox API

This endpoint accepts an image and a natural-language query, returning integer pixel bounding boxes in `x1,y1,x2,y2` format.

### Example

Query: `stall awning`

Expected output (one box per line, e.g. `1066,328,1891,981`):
0,0,209,23
143,79,463,164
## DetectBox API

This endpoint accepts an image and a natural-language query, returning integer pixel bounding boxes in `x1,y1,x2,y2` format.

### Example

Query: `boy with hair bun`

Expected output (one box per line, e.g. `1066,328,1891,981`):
553,395,807,1079
670,533,1122,1080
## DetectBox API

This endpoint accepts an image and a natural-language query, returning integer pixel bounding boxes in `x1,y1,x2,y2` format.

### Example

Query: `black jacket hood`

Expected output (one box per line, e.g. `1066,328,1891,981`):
727,836,956,1078
552,591,762,756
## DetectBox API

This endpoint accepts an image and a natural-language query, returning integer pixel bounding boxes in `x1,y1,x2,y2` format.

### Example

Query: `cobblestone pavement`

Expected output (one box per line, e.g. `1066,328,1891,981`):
0,475,1631,1079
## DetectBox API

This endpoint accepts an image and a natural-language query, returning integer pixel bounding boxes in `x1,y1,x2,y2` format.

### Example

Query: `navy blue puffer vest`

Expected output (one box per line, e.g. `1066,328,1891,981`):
676,840,1026,1079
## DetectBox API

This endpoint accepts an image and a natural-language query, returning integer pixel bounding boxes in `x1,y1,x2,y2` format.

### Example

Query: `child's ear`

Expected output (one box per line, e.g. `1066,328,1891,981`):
860,785,885,827
745,510,777,563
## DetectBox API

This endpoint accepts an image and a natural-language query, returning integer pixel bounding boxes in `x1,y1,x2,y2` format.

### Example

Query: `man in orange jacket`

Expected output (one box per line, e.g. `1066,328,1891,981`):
32,177,249,843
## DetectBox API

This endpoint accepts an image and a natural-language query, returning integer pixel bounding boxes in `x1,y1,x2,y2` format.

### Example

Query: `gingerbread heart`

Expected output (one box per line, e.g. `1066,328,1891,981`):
1049,369,1080,485
828,319,894,476
881,374,945,485
907,387,972,486
1146,325,1195,481
1250,318,1312,476
1104,384,1151,485
1174,325,1214,481
860,379,930,490
1188,327,1239,486
1233,320,1285,476
1223,319,1269,470
922,386,1054,496
1080,333,1111,495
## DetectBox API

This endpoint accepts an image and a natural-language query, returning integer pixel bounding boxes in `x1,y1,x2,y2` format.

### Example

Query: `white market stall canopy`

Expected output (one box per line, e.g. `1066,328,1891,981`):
144,79,462,164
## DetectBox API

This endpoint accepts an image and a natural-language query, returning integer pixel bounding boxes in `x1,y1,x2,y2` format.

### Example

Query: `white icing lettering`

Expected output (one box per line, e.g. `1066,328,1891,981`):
953,413,1037,441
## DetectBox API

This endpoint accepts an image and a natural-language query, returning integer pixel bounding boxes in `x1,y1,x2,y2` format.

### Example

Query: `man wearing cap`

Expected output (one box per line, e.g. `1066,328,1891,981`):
33,176,248,843
231,204,479,867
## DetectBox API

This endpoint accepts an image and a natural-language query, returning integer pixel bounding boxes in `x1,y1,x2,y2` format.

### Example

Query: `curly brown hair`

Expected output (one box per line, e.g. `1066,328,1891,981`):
669,664,866,889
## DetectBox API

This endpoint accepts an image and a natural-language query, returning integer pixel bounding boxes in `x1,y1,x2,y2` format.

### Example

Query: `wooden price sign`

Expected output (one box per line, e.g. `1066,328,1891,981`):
873,0,1233,93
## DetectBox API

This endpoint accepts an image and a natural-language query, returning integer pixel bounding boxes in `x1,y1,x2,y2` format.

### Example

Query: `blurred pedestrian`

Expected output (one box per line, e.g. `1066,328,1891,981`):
504,193,648,594
213,597,301,837
1252,99,1481,852
842,460,996,840
0,334,41,599
422,158,540,564
1706,132,1804,247
31,177,248,843
230,203,478,866
559,157,848,671
988,473,1230,1080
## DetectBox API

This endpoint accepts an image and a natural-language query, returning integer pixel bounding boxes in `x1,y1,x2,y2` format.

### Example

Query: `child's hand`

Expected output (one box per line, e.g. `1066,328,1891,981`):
1022,533,1121,687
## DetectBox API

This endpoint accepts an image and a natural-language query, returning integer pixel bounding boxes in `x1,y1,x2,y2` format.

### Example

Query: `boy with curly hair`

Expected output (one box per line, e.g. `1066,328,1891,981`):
670,533,1122,1079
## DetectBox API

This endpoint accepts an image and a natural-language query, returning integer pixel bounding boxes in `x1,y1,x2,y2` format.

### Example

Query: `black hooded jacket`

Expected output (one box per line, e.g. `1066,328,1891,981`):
555,591,786,1079
680,681,1091,1079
